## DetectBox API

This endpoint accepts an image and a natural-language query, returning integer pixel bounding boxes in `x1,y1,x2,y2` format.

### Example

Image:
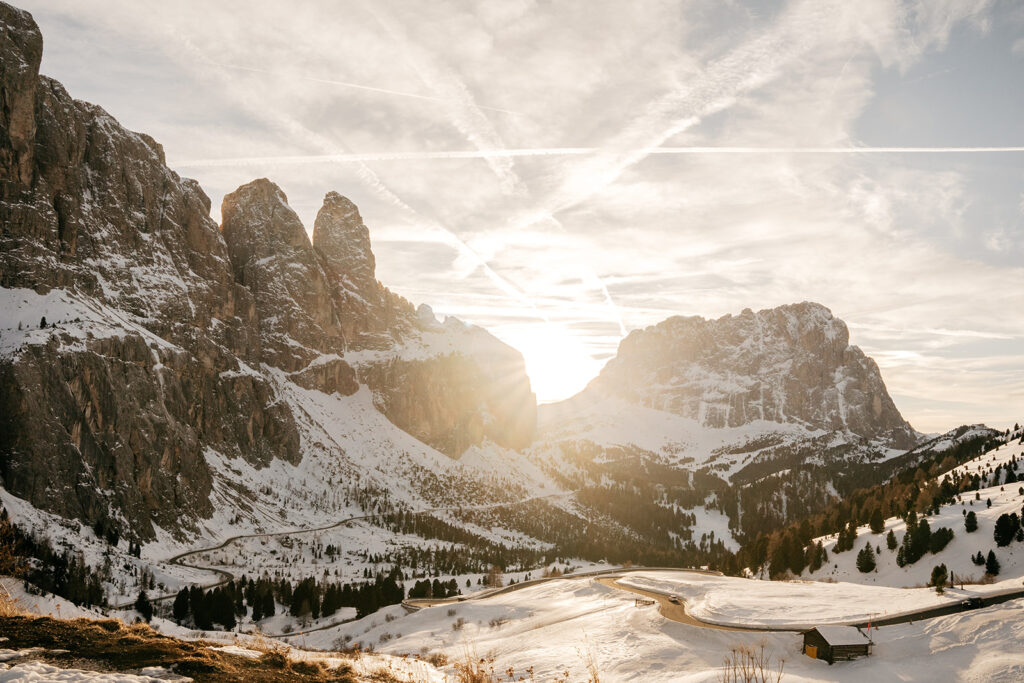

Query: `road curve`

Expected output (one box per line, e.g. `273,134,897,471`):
593,577,758,631
118,491,574,611
407,569,1024,635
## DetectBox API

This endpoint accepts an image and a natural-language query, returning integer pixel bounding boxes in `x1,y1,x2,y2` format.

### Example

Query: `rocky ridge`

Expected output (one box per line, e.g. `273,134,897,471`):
586,302,916,446
0,2,535,541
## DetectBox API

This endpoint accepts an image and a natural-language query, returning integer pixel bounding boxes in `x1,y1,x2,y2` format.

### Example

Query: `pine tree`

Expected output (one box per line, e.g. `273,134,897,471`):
929,527,955,554
869,508,885,534
964,510,978,533
214,589,236,630
856,543,876,573
886,529,897,551
135,590,153,623
262,590,275,618
985,550,1000,576
993,514,1018,547
929,564,948,593
172,588,189,623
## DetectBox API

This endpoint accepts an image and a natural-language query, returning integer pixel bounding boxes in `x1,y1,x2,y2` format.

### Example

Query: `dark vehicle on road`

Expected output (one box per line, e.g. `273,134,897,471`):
960,597,983,609
668,594,681,604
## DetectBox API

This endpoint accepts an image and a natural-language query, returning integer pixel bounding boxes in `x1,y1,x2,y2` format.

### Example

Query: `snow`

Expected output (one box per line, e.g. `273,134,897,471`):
812,625,870,646
207,645,260,659
0,658,184,682
614,571,999,629
0,579,104,621
689,506,739,552
0,288,180,360
282,570,1024,682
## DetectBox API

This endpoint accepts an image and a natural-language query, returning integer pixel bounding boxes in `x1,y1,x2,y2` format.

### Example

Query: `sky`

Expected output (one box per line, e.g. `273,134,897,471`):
19,0,1024,433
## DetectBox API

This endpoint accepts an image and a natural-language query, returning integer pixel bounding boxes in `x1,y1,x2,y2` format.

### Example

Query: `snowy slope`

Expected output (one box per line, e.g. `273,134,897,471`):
616,570,1021,628
804,437,1024,588
294,571,1024,682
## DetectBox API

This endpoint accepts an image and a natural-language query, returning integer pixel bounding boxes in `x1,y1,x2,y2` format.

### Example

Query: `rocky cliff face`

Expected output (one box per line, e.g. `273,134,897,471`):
0,2,535,541
585,302,915,445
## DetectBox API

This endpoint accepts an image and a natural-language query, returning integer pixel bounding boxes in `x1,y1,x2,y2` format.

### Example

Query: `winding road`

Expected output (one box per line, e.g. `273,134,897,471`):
405,569,1024,634
119,491,574,636
119,494,1024,638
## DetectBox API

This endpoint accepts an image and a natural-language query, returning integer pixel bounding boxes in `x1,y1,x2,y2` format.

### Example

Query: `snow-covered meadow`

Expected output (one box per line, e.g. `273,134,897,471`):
290,570,1024,682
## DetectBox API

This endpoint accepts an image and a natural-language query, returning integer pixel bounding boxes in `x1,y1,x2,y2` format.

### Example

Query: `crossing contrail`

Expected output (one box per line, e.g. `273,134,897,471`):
175,146,1024,168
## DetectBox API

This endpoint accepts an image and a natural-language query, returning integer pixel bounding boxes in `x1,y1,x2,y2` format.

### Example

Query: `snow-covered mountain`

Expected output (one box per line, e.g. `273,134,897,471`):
525,303,927,542
806,431,1024,589
0,0,953,582
588,303,916,444
0,1,536,544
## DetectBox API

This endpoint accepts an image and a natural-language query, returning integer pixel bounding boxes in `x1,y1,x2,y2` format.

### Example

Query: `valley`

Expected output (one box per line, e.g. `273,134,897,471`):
1,1,1023,680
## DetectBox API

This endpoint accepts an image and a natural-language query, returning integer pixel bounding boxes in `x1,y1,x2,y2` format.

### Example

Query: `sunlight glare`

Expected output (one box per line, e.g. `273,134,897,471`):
502,324,605,403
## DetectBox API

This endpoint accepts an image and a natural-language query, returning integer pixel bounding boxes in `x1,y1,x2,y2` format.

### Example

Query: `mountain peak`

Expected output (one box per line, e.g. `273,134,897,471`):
312,191,377,304
587,302,913,442
220,178,313,276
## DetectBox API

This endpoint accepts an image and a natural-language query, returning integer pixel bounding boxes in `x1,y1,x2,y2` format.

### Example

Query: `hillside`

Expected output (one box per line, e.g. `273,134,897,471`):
803,431,1024,588
520,303,929,550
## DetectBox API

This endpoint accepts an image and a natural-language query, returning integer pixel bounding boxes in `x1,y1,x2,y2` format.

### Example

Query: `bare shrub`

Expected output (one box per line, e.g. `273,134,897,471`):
718,640,786,683
452,617,466,631
448,608,458,617
424,651,449,667
488,616,508,629
453,646,497,683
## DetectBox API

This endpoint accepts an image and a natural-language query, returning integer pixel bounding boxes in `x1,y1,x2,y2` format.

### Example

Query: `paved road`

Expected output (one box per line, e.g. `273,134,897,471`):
406,568,1024,635
851,586,1024,628
115,490,575,638
593,577,756,631
591,573,1024,632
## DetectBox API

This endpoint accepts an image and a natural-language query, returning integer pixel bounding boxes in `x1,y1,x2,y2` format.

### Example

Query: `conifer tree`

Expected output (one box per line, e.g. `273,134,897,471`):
856,542,876,573
929,564,948,593
993,514,1017,547
869,508,885,534
985,550,1000,576
964,510,978,533
135,590,153,623
172,588,189,623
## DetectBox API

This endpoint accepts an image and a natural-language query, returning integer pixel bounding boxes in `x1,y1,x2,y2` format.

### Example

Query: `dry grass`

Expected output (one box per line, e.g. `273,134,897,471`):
577,637,601,683
0,583,28,617
717,640,786,683
0,614,357,682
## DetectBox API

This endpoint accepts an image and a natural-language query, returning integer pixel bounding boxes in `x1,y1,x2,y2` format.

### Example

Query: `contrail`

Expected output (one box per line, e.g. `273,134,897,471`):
175,146,1024,167
206,60,522,116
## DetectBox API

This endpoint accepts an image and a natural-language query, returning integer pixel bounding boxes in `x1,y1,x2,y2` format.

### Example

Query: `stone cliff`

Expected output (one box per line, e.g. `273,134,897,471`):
0,2,535,540
585,302,916,445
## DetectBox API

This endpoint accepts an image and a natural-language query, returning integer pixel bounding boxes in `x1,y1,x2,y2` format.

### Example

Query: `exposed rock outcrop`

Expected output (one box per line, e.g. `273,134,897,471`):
586,302,916,445
0,2,535,540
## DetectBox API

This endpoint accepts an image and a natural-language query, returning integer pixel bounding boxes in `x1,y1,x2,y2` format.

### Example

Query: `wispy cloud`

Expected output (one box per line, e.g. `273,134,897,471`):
20,0,1024,429
175,146,1024,168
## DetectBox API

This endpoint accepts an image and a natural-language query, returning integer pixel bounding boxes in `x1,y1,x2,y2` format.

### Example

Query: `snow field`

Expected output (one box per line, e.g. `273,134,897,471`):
291,572,1024,682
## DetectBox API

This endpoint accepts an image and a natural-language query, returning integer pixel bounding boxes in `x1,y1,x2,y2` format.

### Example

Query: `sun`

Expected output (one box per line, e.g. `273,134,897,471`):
501,324,605,404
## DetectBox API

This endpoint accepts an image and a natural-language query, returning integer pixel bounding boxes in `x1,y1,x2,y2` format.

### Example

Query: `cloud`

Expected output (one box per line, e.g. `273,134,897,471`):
18,0,1023,427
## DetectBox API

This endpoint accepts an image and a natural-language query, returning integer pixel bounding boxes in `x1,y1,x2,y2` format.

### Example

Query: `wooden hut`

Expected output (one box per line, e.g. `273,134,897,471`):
802,626,872,664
